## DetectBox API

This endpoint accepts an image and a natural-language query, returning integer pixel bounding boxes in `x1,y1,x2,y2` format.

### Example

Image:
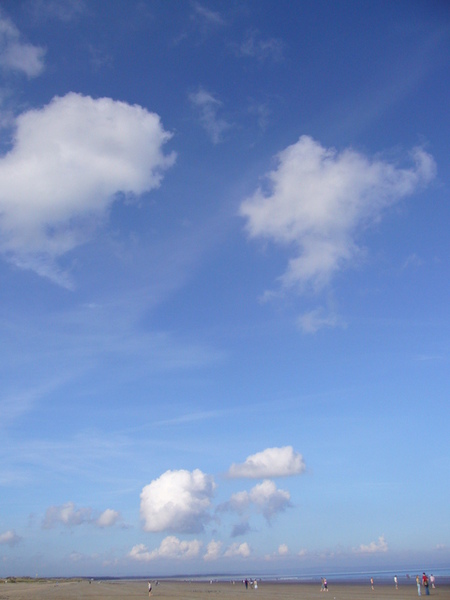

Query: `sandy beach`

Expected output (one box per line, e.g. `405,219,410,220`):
1,580,449,600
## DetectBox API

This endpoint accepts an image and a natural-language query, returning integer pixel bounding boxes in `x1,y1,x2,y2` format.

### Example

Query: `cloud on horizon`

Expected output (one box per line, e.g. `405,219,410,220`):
129,536,203,562
0,93,175,286
140,469,216,533
355,535,388,554
228,445,306,478
240,136,436,293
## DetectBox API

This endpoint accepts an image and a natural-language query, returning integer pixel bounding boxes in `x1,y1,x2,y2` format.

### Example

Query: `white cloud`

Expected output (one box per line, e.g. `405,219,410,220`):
0,529,21,546
42,501,92,528
240,136,436,292
224,542,251,558
235,30,284,62
225,480,291,521
129,536,202,562
203,539,223,561
140,469,215,533
96,508,121,528
0,11,45,77
192,2,225,27
0,92,175,285
228,446,306,478
297,308,343,334
278,543,289,555
42,502,121,529
189,88,230,144
355,535,388,554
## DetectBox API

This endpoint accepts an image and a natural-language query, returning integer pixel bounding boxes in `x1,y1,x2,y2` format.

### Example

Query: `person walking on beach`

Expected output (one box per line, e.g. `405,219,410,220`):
370,577,374,591
416,576,421,596
430,575,435,589
323,578,328,591
148,581,152,596
394,575,398,589
422,573,430,596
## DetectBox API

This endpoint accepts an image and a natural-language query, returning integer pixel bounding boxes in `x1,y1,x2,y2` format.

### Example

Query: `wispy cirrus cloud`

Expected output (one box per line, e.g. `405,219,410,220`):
189,88,231,144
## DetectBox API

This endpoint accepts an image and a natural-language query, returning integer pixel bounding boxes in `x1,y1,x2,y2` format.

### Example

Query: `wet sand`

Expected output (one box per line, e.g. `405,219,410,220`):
1,580,449,600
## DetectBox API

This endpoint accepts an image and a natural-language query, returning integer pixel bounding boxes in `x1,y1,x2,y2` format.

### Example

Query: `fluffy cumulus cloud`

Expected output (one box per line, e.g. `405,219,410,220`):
140,469,215,533
42,502,93,528
0,529,21,546
0,11,45,77
228,446,306,479
224,480,291,521
240,136,436,291
355,535,388,554
129,536,202,562
42,502,121,529
96,508,121,528
203,539,223,561
224,542,251,558
0,92,175,284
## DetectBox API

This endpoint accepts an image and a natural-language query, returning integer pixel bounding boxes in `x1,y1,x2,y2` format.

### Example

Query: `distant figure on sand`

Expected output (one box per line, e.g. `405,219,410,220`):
430,575,435,589
320,578,325,592
395,575,398,589
422,573,430,596
148,581,152,596
371,578,374,591
323,578,328,591
416,576,421,596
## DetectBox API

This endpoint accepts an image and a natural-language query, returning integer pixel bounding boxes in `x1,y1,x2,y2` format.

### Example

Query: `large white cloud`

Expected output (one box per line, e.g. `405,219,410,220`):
0,92,175,283
0,11,45,77
240,136,436,291
224,479,291,521
228,446,306,479
129,536,203,562
140,469,215,533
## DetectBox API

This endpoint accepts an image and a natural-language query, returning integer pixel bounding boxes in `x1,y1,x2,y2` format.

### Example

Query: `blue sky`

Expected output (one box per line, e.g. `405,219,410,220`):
0,0,449,578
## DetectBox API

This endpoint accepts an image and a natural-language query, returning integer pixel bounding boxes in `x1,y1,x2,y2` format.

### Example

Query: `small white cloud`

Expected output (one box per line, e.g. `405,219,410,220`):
140,469,215,533
96,508,121,528
224,542,251,558
0,529,21,546
235,30,284,62
297,308,344,334
224,480,291,521
0,11,45,77
0,92,175,285
42,502,92,528
129,536,202,562
189,88,230,144
203,539,223,561
192,2,225,27
240,136,436,293
228,446,306,478
356,535,388,554
278,543,289,555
